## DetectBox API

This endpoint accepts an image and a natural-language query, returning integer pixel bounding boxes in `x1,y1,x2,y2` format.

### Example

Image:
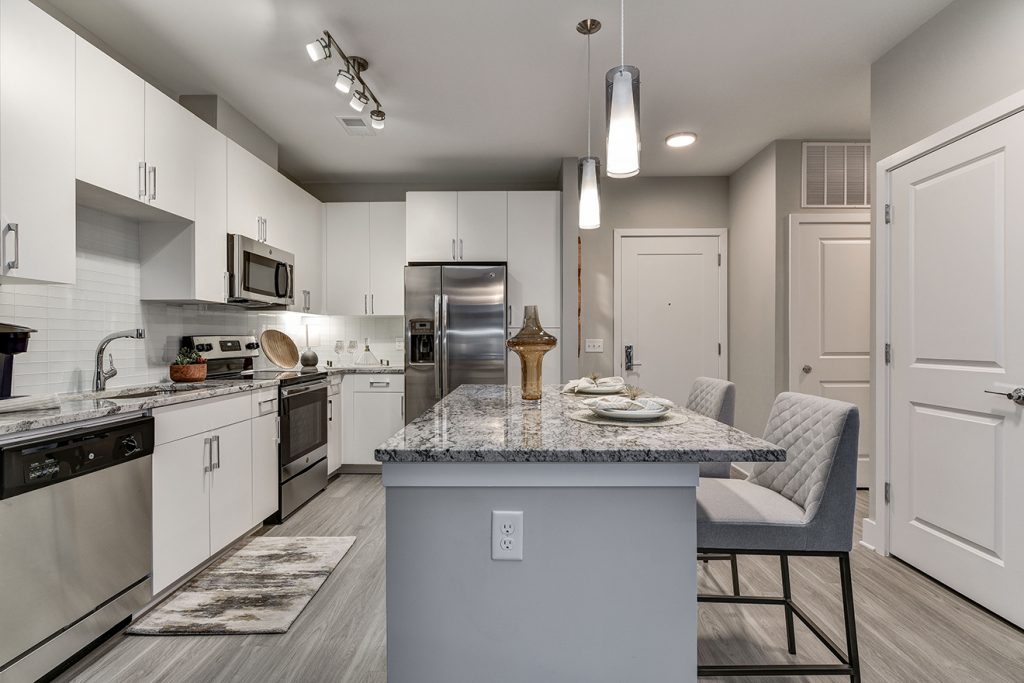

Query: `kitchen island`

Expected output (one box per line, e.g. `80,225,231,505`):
375,385,786,683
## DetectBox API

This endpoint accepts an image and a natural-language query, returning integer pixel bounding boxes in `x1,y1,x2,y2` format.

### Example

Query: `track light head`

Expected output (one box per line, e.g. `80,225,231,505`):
350,90,369,112
306,37,330,62
370,110,386,130
335,69,354,94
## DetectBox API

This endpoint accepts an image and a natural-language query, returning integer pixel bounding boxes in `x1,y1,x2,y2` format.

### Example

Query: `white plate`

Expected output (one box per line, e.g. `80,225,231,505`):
574,385,626,395
590,406,670,421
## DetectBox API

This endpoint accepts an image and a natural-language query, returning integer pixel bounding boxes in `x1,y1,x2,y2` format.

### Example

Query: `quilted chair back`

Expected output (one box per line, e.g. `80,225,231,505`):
686,378,737,478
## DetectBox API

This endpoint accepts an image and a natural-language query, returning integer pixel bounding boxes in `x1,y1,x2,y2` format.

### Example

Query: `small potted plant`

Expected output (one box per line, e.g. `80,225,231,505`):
169,347,208,383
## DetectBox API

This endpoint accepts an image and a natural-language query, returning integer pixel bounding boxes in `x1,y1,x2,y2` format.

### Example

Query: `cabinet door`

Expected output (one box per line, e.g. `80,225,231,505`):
369,202,406,315
209,420,254,552
457,191,507,262
406,192,457,263
350,390,404,465
76,37,145,201
144,85,196,220
152,433,211,594
286,185,324,313
251,412,279,524
507,327,562,386
226,140,265,241
507,192,561,327
325,202,370,315
0,0,76,285
193,119,228,302
327,391,342,473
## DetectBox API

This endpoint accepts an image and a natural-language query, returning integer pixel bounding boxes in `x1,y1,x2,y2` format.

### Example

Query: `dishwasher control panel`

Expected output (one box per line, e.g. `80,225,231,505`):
0,416,154,500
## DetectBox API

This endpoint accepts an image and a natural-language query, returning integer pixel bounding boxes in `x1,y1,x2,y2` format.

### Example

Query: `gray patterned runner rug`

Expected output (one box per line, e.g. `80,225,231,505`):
128,536,355,635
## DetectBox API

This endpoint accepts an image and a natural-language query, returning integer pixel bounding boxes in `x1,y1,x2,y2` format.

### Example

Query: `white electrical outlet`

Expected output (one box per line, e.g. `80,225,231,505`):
584,339,604,353
492,510,523,561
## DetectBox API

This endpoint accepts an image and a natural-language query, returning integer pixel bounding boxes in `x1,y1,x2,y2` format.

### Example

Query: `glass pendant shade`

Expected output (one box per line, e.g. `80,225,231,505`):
370,110,386,130
605,66,641,178
350,91,369,112
334,70,354,94
578,156,601,229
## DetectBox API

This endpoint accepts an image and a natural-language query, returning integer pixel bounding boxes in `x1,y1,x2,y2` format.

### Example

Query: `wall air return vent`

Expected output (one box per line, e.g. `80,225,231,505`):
802,142,870,208
336,115,375,136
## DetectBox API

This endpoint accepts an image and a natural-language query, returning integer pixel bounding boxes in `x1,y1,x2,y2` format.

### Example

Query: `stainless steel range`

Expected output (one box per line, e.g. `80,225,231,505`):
184,334,329,522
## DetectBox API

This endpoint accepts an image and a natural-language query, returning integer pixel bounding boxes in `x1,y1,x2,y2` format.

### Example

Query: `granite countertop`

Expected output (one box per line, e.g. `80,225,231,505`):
326,365,403,375
0,380,279,437
375,384,786,464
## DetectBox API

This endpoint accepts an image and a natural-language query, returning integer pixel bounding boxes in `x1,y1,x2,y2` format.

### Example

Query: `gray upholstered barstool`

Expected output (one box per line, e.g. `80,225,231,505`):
686,377,742,595
696,392,861,681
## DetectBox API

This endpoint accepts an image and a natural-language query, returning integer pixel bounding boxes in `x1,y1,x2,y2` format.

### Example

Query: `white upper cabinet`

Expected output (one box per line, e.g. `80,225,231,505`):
325,202,406,316
191,119,228,303
457,191,507,261
507,192,561,327
76,37,145,201
406,192,457,262
0,0,76,285
226,140,269,241
286,182,324,314
369,202,406,315
144,85,196,220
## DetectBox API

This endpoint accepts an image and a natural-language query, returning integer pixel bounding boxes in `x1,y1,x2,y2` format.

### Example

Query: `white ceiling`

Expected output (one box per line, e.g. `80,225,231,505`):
44,0,952,184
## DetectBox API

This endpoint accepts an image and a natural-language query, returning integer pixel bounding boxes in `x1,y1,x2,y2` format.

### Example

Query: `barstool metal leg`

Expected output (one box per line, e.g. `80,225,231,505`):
839,553,861,682
780,554,797,655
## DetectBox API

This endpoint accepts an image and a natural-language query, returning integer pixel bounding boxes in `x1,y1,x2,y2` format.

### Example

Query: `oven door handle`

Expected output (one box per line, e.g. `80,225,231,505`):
281,383,329,398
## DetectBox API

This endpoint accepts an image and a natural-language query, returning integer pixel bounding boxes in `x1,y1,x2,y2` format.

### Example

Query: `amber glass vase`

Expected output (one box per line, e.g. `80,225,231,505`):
506,306,557,400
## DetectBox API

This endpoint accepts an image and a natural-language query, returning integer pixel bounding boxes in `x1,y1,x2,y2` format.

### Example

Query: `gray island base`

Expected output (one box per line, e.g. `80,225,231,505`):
376,385,785,683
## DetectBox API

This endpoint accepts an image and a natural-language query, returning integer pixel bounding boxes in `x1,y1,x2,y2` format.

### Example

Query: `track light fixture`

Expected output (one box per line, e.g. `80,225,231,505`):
306,30,387,129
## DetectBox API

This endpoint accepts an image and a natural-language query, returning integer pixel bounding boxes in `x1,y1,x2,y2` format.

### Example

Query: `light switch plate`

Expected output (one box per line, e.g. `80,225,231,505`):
394,337,403,350
584,339,604,353
492,510,524,561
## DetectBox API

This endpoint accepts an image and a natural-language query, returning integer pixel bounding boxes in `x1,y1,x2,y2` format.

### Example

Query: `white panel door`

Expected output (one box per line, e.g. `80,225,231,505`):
76,37,145,201
144,84,196,219
0,0,76,285
349,390,404,465
209,420,253,552
152,433,211,594
508,327,562,385
325,202,370,315
457,191,507,261
789,214,872,487
369,202,407,315
507,192,561,327
226,140,266,241
889,113,1024,626
618,234,724,405
407,192,457,262
251,413,279,524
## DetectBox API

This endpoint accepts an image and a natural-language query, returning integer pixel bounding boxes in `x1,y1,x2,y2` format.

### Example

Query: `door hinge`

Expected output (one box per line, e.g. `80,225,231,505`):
884,204,892,225
717,342,722,356
884,481,891,505
717,253,722,266
884,343,892,365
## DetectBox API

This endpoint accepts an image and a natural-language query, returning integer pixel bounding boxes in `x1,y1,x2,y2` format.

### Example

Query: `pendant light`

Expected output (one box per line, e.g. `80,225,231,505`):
605,0,640,178
577,19,602,230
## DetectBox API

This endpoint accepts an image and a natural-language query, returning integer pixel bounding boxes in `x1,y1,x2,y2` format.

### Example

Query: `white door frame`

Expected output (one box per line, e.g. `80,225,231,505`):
870,87,1024,556
612,228,728,378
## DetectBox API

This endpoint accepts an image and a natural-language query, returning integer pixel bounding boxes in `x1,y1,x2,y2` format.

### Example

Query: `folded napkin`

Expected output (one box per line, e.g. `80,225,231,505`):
581,396,675,412
562,376,626,393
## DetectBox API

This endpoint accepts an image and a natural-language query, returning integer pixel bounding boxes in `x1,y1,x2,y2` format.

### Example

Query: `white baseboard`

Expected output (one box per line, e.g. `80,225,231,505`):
860,517,882,554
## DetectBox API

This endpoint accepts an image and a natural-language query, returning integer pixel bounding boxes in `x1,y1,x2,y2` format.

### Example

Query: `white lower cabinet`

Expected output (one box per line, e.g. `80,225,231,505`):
208,420,253,552
327,380,342,474
507,327,562,386
251,389,279,524
343,375,405,466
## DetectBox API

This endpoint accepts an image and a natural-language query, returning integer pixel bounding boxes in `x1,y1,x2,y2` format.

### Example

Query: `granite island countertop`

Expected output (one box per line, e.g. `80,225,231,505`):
375,384,786,464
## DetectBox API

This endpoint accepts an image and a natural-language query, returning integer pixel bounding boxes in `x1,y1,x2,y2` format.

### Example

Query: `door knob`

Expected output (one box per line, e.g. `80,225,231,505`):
802,364,812,374
984,387,1024,406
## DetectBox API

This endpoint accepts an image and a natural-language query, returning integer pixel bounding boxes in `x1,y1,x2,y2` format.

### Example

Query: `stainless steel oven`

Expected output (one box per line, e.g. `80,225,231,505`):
278,375,329,520
227,233,295,307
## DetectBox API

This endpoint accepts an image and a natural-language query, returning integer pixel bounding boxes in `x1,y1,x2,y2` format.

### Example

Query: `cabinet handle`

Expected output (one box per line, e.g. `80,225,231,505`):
370,293,374,314
275,416,281,444
3,223,18,272
328,398,333,422
459,238,464,260
149,165,157,201
451,238,456,261
258,397,276,413
264,217,268,242
138,162,147,199
364,294,368,315
213,434,222,470
369,380,390,387
203,437,213,473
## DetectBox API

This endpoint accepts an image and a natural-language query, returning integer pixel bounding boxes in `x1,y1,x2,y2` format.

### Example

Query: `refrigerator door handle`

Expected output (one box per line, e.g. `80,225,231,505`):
433,294,442,399
441,294,450,396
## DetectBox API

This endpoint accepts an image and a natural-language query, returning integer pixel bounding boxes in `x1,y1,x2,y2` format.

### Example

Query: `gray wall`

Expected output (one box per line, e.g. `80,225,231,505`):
559,168,730,378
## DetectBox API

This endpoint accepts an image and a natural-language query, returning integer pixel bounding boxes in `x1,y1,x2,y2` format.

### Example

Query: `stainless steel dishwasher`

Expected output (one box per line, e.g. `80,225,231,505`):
0,415,155,683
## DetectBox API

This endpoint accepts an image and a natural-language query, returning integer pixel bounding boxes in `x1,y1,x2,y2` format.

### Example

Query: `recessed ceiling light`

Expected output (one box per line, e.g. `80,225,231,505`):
665,132,697,148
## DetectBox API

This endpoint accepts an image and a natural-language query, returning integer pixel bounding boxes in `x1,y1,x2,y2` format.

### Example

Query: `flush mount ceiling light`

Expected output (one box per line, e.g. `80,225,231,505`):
577,18,602,230
665,132,697,148
605,0,640,178
306,30,386,129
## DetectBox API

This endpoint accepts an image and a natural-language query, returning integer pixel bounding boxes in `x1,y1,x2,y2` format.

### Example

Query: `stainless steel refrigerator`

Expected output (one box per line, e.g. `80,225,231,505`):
405,265,506,423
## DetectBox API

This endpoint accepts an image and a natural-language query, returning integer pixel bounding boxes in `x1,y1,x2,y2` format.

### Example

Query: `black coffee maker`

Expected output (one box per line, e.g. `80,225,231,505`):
0,323,35,399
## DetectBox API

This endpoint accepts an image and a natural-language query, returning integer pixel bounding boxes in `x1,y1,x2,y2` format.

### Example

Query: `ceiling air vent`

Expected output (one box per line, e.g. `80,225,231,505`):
336,116,375,137
802,142,870,208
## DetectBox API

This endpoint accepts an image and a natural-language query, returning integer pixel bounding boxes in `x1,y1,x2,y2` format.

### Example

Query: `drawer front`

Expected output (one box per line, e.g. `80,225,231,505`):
349,374,405,392
252,388,279,417
154,392,252,445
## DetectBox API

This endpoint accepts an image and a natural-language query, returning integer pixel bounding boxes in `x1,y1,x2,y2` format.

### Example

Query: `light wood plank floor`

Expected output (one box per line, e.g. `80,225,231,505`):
62,476,1024,682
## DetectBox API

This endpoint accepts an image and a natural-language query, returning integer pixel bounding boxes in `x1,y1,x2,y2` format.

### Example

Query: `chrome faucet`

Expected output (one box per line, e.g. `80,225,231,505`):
94,329,146,391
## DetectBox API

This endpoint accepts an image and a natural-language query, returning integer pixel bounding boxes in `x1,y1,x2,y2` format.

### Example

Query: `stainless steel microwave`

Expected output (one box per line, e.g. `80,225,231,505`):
227,233,295,307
